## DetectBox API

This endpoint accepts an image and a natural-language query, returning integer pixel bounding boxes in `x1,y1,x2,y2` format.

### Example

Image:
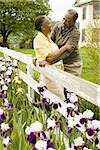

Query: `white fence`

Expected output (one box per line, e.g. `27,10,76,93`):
0,46,100,113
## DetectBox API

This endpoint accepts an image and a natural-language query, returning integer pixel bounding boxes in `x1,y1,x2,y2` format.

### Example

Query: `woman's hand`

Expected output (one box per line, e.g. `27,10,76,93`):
38,60,49,67
32,58,37,66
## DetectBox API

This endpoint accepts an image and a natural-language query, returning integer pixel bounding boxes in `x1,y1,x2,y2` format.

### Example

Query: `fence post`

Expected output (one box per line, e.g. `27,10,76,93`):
27,54,34,102
96,86,100,107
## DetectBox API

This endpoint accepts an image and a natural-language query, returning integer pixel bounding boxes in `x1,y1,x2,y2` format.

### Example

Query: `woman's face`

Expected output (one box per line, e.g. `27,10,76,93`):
41,17,52,34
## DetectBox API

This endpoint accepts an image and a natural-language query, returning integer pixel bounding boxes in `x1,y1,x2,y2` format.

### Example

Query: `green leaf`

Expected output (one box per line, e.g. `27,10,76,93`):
0,138,4,150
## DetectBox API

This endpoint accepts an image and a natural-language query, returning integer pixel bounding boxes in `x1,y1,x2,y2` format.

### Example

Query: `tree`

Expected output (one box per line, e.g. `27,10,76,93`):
0,0,51,47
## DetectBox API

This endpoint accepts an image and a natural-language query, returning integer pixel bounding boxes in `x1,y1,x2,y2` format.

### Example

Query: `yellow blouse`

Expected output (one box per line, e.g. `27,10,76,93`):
34,32,64,70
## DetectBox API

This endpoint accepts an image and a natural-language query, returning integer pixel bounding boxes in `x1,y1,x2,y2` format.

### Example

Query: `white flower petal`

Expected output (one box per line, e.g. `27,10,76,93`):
35,140,47,150
30,121,43,132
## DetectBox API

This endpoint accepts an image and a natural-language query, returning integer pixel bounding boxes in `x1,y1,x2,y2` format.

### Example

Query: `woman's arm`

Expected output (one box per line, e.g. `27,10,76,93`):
46,44,72,63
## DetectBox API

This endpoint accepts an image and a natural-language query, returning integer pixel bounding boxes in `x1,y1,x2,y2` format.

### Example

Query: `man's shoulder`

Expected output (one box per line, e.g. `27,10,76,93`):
73,25,79,32
71,25,80,35
53,22,62,30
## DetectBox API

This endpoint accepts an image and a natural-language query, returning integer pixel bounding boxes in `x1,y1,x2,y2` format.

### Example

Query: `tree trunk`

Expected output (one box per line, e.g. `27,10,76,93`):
2,34,9,48
1,23,11,48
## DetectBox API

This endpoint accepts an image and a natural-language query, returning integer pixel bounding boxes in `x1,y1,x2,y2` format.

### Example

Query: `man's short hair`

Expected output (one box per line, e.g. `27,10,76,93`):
67,9,78,22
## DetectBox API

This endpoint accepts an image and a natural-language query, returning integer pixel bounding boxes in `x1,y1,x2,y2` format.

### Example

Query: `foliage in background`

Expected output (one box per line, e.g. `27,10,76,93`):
0,0,51,47
81,17,100,84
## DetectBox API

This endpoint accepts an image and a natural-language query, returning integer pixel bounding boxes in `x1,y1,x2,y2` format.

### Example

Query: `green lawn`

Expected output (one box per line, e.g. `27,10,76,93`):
15,48,35,56
80,47,100,84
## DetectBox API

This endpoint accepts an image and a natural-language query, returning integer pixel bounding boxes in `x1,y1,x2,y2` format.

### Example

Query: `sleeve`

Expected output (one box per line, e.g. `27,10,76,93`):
51,51,71,64
51,29,80,64
34,38,50,61
67,29,80,50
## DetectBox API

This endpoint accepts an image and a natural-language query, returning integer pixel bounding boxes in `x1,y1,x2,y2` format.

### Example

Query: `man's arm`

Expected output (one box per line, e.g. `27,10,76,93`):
48,28,80,64
46,44,72,63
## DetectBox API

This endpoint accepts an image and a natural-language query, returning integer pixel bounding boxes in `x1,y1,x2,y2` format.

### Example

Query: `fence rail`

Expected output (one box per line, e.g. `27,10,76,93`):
0,46,100,108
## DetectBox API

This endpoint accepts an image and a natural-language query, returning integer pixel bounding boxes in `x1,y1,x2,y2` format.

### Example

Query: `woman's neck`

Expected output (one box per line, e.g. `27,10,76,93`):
42,31,48,37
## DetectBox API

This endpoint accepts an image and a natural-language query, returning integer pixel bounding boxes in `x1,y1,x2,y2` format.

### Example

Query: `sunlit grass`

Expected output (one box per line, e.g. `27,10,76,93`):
80,47,100,84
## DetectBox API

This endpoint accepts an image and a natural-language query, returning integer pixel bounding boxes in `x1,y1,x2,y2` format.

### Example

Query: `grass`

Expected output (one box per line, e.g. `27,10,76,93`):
80,47,100,84
15,48,35,56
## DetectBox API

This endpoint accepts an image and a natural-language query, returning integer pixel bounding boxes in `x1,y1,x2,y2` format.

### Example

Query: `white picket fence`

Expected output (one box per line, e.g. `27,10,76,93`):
0,46,100,114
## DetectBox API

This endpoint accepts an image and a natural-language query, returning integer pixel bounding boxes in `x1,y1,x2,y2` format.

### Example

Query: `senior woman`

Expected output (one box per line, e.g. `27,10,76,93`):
33,15,67,100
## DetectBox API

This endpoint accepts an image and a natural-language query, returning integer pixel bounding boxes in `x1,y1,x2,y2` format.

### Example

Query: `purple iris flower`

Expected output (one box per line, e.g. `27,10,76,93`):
0,90,4,98
40,131,46,139
27,132,36,144
52,103,58,109
0,113,6,121
47,140,54,149
8,103,13,109
86,128,94,136
80,118,86,124
67,127,72,134
37,86,46,93
42,97,47,103
32,147,38,150
0,93,3,98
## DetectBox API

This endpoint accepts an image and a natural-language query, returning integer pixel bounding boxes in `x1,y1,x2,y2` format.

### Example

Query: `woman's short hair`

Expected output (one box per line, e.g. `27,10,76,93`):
34,15,46,32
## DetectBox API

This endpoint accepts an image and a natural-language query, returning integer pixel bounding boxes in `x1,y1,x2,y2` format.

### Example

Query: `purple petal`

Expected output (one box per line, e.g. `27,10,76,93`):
0,113,6,121
42,97,47,103
52,103,58,109
8,103,13,109
37,86,46,93
0,93,3,98
40,131,46,139
80,118,86,124
27,132,36,144
68,127,72,134
47,140,54,149
86,128,94,136
32,147,38,150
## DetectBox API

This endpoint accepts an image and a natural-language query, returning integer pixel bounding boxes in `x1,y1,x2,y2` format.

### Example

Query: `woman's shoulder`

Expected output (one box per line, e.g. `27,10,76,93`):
34,32,44,43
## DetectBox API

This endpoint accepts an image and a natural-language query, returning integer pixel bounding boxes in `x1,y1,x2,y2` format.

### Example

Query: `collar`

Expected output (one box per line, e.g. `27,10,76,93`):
38,31,51,42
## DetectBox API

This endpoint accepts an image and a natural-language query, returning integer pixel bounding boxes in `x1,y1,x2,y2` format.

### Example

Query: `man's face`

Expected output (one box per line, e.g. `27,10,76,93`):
62,13,75,28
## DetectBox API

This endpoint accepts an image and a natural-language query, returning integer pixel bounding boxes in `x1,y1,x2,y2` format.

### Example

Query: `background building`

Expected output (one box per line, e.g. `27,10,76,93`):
73,0,100,47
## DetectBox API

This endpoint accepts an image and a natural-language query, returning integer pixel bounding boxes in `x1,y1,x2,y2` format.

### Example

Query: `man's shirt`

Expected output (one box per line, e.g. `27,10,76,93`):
51,23,81,65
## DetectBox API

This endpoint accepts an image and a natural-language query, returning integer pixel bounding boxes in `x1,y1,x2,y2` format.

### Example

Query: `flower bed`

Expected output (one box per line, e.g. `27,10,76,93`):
0,56,100,150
